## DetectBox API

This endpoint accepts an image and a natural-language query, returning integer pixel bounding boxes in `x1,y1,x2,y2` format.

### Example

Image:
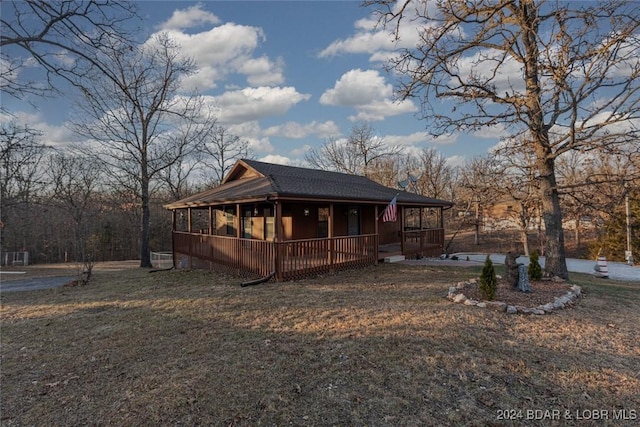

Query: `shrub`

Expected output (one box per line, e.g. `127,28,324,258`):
528,250,543,280
479,255,498,300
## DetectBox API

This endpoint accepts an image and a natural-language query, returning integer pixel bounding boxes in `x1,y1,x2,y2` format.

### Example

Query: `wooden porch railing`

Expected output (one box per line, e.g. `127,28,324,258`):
277,234,378,281
173,232,379,281
402,228,444,258
173,232,275,278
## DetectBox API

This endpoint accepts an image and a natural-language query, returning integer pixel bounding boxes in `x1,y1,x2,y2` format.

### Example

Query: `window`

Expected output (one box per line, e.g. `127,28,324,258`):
318,207,329,237
264,207,274,241
226,208,236,236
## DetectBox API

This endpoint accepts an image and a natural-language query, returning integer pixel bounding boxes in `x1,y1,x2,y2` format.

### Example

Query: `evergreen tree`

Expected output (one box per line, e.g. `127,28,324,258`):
479,255,498,301
528,250,543,280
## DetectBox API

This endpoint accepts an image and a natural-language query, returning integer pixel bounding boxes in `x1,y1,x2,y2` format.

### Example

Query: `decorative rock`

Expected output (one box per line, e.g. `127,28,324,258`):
552,276,565,283
446,278,581,315
485,301,507,312
542,303,555,312
453,293,467,303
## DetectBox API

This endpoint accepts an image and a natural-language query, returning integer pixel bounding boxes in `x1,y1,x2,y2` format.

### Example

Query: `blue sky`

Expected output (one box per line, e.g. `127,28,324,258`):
2,1,506,167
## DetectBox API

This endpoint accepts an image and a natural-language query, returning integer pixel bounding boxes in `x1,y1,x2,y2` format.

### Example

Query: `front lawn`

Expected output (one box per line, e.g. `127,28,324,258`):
1,264,638,426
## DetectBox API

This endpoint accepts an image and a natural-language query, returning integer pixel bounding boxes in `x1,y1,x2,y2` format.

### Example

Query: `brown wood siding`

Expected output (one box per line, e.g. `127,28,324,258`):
290,204,318,240
360,205,376,235
333,206,349,236
378,219,400,244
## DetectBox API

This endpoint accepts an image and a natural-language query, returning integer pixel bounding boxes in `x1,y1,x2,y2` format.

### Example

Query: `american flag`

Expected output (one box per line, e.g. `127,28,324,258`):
382,195,398,222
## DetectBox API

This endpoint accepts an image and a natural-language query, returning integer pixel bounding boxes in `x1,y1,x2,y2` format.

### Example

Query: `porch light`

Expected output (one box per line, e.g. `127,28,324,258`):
304,208,310,216
254,207,258,216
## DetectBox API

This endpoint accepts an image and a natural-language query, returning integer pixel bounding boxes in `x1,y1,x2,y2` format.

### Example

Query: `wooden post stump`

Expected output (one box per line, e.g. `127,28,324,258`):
516,264,532,293
505,252,520,287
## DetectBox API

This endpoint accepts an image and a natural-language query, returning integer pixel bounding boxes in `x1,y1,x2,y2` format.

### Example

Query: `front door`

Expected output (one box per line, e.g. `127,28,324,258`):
347,206,360,236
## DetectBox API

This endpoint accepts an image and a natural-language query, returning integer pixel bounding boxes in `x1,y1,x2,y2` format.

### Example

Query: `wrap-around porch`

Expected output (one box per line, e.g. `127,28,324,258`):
171,201,445,281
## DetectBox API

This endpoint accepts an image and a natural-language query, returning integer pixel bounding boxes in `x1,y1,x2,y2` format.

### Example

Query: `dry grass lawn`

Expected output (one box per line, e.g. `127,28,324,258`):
1,263,639,426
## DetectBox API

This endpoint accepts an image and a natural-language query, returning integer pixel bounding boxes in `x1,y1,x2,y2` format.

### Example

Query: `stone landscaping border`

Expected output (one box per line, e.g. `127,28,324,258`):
446,277,582,315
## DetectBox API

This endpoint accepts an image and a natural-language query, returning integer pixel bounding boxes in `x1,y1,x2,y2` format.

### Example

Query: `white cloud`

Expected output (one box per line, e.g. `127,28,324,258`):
158,4,220,31
289,144,312,158
319,1,432,61
207,86,311,124
384,131,457,146
226,121,274,153
454,49,525,95
446,155,466,168
472,123,508,140
320,69,417,121
259,154,293,165
1,111,75,147
240,56,285,86
263,120,339,139
150,17,284,91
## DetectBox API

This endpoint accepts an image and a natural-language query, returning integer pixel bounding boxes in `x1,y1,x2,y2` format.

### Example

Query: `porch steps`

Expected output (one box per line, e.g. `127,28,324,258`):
384,255,406,263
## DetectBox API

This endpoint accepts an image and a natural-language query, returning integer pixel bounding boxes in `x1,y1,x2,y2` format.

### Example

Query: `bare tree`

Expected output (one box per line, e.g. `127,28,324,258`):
0,122,49,256
492,146,542,256
70,34,214,268
405,147,453,199
47,152,103,262
1,0,137,102
200,125,251,186
368,0,640,278
457,156,500,246
306,122,403,177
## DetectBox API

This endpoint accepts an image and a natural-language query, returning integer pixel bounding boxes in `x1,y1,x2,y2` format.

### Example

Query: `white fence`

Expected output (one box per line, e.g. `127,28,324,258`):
2,251,29,266
150,251,173,269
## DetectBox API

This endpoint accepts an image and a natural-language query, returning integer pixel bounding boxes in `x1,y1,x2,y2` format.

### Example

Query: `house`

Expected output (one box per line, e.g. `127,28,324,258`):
164,159,453,281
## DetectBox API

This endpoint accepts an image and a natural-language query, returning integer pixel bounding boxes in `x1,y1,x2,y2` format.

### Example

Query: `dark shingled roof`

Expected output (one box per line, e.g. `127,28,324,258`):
165,159,453,209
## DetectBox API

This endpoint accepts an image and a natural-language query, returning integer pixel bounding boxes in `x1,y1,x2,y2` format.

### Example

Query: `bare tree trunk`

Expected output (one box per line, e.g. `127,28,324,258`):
140,156,152,268
537,157,568,278
521,230,530,257
474,200,480,245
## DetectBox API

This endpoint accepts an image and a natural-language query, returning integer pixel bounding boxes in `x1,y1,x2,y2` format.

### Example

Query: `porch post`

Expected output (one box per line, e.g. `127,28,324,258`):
172,210,177,269
208,206,213,235
329,203,334,271
235,204,241,238
374,205,379,264
187,207,192,232
400,205,405,255
275,201,283,281
419,207,424,258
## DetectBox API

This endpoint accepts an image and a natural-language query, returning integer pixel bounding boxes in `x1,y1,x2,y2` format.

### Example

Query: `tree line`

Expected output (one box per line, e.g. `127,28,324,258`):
1,1,638,273
2,118,636,266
